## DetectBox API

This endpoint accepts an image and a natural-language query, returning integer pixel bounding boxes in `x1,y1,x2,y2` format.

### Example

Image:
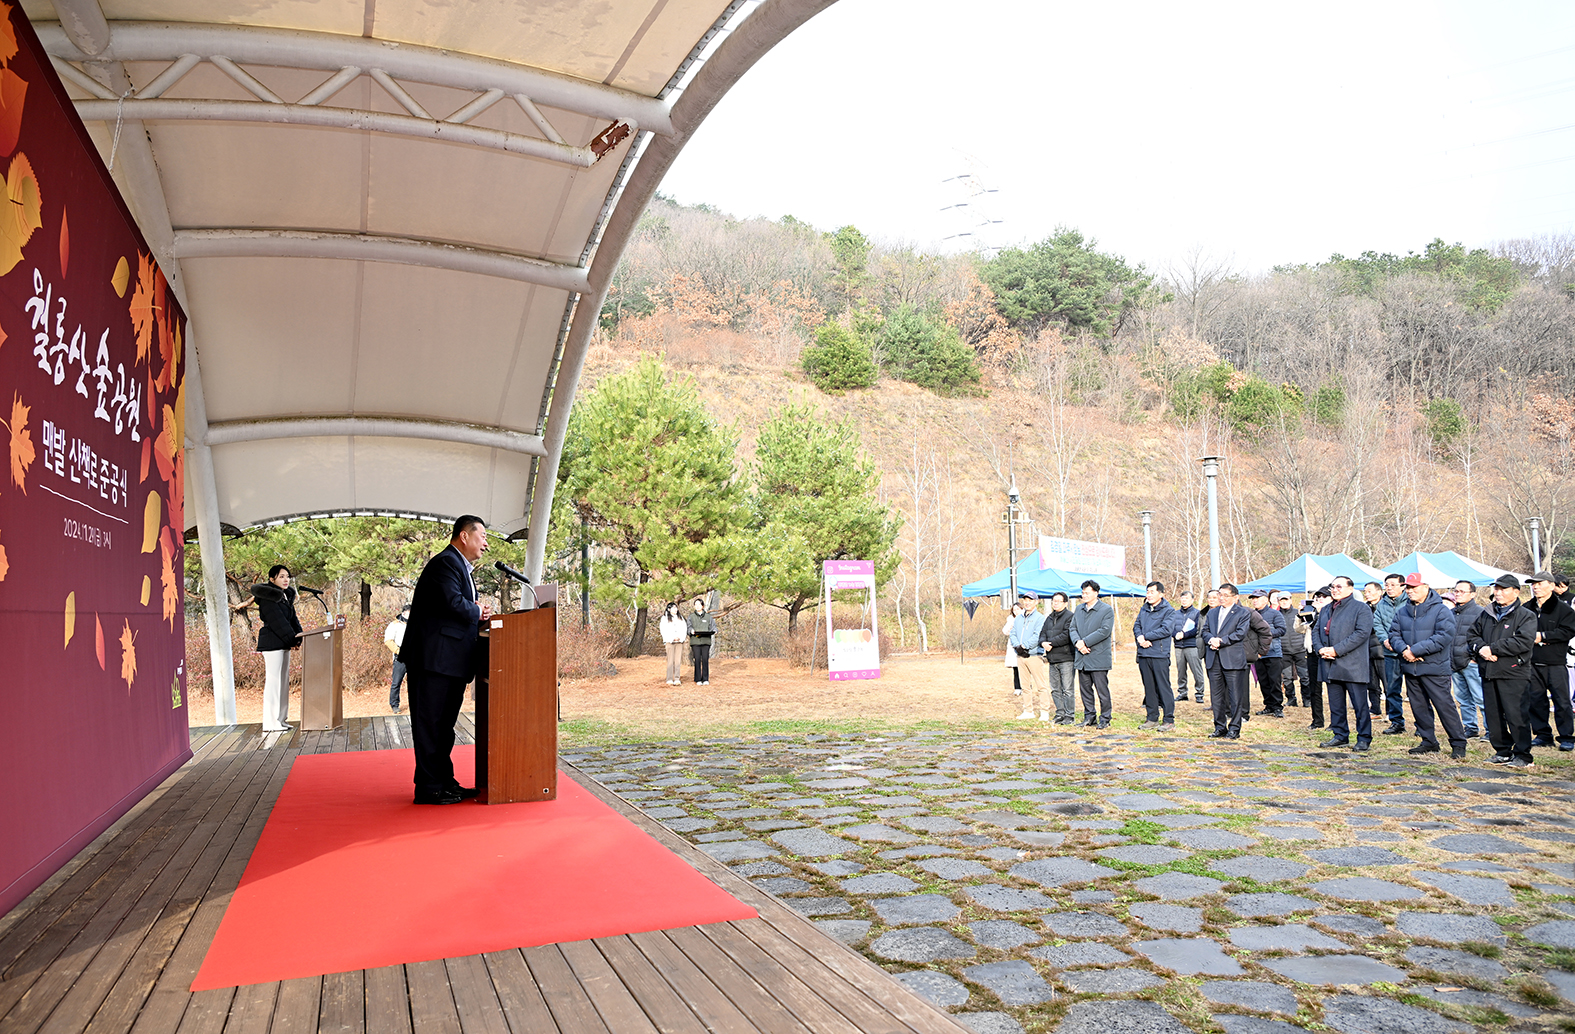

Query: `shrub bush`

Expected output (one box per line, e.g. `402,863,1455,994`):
879,305,982,396
800,321,876,393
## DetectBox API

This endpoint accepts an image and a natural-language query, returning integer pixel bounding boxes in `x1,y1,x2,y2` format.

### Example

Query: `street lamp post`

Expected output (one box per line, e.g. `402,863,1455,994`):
1201,456,1223,590
1528,516,1542,572
1139,510,1154,584
1002,477,1030,604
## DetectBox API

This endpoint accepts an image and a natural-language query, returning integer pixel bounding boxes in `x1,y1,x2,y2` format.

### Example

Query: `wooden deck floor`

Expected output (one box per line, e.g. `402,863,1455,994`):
1,717,968,1034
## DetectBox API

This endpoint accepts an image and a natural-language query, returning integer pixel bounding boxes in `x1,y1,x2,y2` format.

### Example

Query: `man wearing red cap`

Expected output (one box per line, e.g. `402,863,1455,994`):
1387,573,1466,758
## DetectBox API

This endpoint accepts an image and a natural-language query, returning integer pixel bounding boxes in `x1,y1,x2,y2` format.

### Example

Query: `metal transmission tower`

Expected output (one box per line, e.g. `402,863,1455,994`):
939,151,1005,254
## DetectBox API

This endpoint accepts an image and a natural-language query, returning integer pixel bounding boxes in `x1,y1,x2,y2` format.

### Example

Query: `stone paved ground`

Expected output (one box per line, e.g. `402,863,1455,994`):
565,728,1575,1034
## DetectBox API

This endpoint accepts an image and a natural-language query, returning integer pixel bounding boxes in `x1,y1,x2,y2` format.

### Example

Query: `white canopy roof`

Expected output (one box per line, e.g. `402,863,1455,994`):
31,0,831,553
28,0,833,720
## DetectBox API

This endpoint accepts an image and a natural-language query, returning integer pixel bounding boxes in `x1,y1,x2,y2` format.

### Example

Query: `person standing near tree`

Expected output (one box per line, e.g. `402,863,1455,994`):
252,564,303,733
1039,592,1077,725
1172,590,1204,707
1471,574,1539,769
1071,580,1115,728
687,596,717,685
1522,572,1575,752
1316,576,1375,752
1387,574,1466,758
660,601,688,685
384,605,410,713
1133,581,1179,730
1448,581,1486,738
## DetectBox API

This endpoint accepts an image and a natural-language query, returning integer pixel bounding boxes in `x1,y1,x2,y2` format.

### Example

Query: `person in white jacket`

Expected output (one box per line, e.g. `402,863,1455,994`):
1003,602,1023,696
659,602,688,685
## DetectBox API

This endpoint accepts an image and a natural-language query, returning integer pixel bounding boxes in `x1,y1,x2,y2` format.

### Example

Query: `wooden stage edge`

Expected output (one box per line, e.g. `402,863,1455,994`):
1,715,971,1034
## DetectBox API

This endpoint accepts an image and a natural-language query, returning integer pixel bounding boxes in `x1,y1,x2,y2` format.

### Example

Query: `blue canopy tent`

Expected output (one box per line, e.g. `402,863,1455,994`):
1384,551,1527,588
961,550,1148,599
1238,553,1389,594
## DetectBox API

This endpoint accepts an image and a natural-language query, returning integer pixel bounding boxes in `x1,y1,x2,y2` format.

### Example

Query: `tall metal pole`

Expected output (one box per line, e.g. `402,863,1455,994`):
580,514,590,629
1004,478,1022,602
1201,457,1222,589
1528,516,1542,572
1139,510,1154,584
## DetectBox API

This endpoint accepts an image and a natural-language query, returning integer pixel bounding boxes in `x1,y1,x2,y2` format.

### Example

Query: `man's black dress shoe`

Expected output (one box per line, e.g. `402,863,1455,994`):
455,786,481,799
1352,743,1370,752
1381,725,1405,735
1531,736,1554,748
1208,730,1229,738
1407,743,1440,755
415,789,463,805
1228,730,1240,739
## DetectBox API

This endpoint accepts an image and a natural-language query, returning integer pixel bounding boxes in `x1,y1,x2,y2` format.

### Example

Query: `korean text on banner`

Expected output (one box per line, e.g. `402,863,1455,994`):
1038,536,1127,577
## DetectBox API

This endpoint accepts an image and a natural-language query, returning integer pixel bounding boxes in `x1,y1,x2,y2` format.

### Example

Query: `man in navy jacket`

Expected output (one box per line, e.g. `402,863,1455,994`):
401,515,492,804
1133,582,1180,729
1314,576,1376,751
1202,584,1252,739
1387,574,1465,758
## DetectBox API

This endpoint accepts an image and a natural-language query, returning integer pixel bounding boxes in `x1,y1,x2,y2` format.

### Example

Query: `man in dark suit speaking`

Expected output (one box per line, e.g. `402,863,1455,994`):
400,515,493,804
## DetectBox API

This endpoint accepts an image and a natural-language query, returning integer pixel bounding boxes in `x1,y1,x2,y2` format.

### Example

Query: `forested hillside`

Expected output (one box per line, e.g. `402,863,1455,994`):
193,197,1575,663
554,197,1574,650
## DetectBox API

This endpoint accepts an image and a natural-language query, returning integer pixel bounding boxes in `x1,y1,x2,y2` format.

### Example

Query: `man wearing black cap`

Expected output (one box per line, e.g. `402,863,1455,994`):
1522,572,1575,751
1471,574,1539,768
1387,573,1466,758
1247,590,1286,717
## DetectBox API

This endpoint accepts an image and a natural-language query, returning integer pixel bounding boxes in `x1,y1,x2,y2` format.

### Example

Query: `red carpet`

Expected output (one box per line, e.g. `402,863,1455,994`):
191,748,755,990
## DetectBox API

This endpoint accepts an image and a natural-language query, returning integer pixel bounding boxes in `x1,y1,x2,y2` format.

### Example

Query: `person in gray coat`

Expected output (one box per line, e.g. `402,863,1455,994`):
1070,580,1116,727
1387,573,1464,757
1314,576,1376,751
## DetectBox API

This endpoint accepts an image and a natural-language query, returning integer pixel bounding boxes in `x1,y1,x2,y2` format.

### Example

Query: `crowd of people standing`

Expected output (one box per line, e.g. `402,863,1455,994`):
1002,571,1575,769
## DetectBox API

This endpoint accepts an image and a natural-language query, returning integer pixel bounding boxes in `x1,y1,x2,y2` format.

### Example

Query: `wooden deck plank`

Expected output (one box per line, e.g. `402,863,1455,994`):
520,947,609,1034
269,978,321,1034
172,989,234,1034
659,928,810,1034
478,953,556,1034
315,971,362,1034
403,962,458,1034
590,937,707,1034
439,957,508,1034
727,922,917,1034
362,968,409,1034
0,748,280,1030
736,923,965,1034
39,743,292,1034
223,982,278,1034
695,924,863,1034
556,940,658,1034
626,932,765,1034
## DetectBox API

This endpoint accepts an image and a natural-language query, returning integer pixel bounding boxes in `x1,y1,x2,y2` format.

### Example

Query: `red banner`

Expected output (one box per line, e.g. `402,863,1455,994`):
0,5,190,914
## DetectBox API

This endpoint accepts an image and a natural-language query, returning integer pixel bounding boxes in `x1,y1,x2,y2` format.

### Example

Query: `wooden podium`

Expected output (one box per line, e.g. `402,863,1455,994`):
300,615,347,730
475,588,557,804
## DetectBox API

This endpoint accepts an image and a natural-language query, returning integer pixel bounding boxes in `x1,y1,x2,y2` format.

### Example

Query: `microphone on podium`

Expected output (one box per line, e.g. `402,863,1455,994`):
298,586,325,596
494,561,532,585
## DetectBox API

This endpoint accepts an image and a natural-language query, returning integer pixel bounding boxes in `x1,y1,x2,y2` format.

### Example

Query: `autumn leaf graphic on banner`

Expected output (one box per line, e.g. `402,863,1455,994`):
0,4,20,159
0,152,40,276
160,532,177,628
0,528,8,581
64,590,75,647
128,252,159,361
0,4,18,67
119,620,137,689
141,490,160,552
152,406,177,482
2,391,34,493
111,255,129,297
94,614,104,670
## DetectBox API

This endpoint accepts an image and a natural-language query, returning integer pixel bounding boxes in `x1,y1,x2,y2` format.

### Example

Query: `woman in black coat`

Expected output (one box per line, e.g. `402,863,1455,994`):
251,564,303,732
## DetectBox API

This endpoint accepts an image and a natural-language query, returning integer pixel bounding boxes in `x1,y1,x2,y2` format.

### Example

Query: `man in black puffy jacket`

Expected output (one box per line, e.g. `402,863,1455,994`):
1038,592,1077,724
1387,574,1464,758
1522,572,1575,751
1470,574,1539,769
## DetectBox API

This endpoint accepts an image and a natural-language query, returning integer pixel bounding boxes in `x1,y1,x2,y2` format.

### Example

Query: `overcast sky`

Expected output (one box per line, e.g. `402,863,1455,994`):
661,0,1575,276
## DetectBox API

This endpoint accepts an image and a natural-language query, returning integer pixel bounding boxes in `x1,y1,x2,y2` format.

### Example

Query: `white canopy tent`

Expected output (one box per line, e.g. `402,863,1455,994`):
29,0,835,721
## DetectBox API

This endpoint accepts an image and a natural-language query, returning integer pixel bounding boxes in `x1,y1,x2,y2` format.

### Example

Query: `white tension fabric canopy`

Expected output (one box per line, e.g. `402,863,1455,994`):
29,0,834,720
